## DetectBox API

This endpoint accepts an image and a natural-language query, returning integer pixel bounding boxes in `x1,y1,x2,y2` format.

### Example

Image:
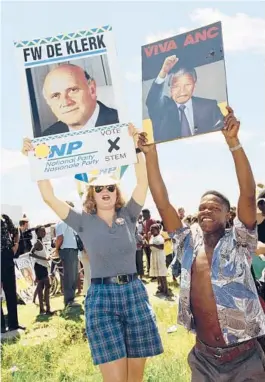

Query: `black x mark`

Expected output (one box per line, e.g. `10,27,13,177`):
108,137,120,153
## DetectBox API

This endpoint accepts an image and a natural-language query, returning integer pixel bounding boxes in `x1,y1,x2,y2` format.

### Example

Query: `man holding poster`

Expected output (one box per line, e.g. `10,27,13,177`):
140,107,265,381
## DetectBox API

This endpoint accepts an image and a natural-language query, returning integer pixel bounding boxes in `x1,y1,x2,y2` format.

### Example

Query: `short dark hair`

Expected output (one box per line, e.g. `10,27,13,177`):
19,220,28,227
35,225,44,235
201,190,230,211
142,209,150,214
150,223,160,231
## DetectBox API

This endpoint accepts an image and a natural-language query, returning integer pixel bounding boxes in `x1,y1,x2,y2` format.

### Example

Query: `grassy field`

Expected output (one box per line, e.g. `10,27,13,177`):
1,281,194,382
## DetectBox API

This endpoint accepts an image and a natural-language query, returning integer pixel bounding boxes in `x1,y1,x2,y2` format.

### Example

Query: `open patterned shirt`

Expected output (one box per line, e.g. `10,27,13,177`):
170,217,265,345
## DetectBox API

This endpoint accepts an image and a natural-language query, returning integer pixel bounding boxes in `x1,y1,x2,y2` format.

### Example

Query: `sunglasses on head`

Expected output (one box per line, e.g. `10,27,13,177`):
94,185,116,193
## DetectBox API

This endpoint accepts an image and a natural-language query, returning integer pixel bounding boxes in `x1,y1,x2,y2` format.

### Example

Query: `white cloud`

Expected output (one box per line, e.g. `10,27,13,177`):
189,8,265,53
1,148,28,174
145,9,265,53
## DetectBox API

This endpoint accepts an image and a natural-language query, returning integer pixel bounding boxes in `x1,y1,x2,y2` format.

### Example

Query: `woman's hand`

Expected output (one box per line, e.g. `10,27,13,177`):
22,138,34,156
128,123,139,147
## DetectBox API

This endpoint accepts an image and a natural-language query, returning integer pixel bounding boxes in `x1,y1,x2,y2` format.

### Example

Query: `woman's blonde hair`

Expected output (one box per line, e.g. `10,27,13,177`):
83,185,125,214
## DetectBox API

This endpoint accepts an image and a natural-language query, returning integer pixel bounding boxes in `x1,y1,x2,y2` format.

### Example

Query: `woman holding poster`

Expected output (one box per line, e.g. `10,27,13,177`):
21,125,163,382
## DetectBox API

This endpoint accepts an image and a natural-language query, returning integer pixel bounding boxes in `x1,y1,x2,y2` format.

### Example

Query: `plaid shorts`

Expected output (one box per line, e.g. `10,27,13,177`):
84,278,164,365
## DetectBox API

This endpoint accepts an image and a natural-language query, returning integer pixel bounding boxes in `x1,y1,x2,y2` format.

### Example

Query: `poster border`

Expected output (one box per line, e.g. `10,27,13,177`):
14,25,112,48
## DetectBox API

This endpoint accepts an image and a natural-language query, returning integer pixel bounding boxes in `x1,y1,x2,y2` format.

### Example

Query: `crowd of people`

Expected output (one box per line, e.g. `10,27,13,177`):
1,211,92,331
1,108,265,381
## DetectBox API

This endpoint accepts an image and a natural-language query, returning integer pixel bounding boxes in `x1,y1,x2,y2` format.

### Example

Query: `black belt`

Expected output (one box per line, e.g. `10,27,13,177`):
91,273,138,285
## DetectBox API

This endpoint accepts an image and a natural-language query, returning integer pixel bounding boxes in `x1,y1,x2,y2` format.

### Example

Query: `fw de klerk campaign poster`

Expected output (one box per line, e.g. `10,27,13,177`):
14,25,136,181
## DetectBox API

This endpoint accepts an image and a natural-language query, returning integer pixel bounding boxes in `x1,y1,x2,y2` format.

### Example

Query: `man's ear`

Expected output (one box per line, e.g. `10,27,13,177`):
88,80,97,100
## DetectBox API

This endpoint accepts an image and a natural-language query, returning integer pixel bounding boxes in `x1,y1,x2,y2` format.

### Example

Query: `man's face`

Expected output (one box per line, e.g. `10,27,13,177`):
170,74,195,104
198,195,229,233
142,211,150,221
43,66,97,127
178,208,185,220
20,222,29,231
38,227,46,238
258,200,265,214
150,226,159,237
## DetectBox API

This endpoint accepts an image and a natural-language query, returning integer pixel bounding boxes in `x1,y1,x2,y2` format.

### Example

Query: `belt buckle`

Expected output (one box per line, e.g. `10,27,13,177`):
213,352,222,359
117,274,129,285
212,347,223,359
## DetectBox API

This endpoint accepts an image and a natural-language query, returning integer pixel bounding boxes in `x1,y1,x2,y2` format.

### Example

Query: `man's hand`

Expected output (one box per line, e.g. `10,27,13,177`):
137,132,156,155
159,55,179,79
222,106,240,147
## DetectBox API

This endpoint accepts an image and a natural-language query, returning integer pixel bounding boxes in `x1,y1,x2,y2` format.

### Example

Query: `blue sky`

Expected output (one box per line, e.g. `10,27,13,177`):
1,1,265,224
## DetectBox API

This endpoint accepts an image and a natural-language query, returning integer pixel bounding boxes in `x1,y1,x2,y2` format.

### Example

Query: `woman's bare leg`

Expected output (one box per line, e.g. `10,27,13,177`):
127,358,146,382
99,357,127,382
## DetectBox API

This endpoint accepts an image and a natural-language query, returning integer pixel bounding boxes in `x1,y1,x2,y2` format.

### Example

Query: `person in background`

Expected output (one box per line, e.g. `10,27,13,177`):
17,217,53,258
78,250,91,299
137,213,144,235
17,217,33,257
257,190,265,243
160,221,174,268
135,227,144,281
1,214,25,333
177,207,185,222
226,207,237,228
55,201,79,308
50,225,64,295
148,224,169,296
142,209,156,274
184,215,192,226
30,226,52,316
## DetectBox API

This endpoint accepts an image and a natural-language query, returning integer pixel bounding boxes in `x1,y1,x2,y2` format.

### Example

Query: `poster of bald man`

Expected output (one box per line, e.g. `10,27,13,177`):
142,22,228,144
15,26,128,138
14,26,137,181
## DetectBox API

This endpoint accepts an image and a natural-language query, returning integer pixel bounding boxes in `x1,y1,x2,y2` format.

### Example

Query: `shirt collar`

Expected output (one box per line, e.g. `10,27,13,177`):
68,102,100,132
176,98,193,110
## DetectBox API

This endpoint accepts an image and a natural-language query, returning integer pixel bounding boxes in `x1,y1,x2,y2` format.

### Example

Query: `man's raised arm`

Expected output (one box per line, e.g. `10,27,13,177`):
223,107,256,229
138,136,182,233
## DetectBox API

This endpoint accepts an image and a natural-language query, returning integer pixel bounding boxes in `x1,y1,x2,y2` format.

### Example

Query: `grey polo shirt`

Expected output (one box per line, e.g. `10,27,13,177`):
63,198,142,278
